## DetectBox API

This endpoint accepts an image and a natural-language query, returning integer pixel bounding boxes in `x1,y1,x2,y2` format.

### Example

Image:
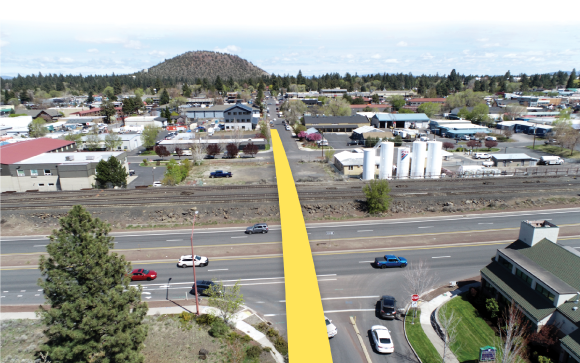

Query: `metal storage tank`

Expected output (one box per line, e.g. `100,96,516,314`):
410,141,427,179
426,141,443,178
379,142,394,179
396,147,410,179
362,149,375,180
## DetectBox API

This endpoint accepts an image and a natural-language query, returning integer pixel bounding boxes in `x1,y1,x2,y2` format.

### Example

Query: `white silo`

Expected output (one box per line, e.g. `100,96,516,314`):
426,141,443,178
362,149,375,180
379,142,394,179
396,147,411,179
411,141,427,179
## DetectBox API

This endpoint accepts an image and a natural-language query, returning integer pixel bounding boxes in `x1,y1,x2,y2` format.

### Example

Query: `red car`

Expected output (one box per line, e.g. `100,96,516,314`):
129,269,157,281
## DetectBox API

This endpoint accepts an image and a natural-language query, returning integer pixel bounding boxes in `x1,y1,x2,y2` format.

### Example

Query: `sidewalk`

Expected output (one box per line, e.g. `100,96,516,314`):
1,302,285,363
419,282,480,363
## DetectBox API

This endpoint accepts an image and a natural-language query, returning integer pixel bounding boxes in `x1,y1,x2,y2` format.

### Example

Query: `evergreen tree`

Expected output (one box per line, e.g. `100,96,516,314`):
114,78,122,95
160,89,170,105
520,74,529,92
56,81,65,92
86,91,94,104
566,68,577,89
101,101,117,123
20,89,32,103
215,75,223,92
297,70,305,85
38,205,147,362
182,83,192,98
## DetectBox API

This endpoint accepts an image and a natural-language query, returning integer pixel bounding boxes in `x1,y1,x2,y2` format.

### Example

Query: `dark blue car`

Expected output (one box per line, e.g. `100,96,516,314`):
374,255,408,269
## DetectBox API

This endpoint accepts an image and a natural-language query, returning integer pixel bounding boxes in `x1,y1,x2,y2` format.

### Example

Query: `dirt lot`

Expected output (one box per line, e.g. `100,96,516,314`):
184,159,276,186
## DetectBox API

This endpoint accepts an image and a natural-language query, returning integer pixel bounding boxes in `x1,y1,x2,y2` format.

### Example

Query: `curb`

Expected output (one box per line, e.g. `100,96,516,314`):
403,303,422,363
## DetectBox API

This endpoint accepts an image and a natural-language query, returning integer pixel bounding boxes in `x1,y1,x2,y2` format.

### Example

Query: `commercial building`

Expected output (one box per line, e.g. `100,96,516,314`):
370,113,430,129
184,105,229,120
407,98,446,107
304,115,369,132
124,116,166,128
333,149,380,176
480,220,580,363
223,104,258,130
491,153,539,167
79,133,143,151
350,126,387,143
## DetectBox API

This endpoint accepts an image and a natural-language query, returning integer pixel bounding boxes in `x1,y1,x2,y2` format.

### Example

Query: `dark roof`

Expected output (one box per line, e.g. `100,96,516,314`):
481,262,556,321
304,115,369,125
225,104,253,112
561,329,580,361
450,106,504,115
505,239,580,291
20,109,61,118
556,296,580,324
0,138,75,164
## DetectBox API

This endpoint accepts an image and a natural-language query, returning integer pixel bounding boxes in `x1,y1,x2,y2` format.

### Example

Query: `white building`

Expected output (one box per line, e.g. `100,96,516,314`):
79,133,143,151
124,116,166,128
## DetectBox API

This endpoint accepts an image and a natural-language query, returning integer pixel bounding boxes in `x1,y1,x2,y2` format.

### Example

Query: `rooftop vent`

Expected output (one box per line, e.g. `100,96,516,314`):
518,220,559,246
65,156,74,161
86,156,94,160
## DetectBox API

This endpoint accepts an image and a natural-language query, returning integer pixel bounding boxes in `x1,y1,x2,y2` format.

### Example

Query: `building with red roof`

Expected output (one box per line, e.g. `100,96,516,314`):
0,138,76,165
407,98,446,107
70,107,122,117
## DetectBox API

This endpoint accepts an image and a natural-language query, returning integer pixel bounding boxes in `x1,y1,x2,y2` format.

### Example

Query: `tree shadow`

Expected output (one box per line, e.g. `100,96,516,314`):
167,300,196,314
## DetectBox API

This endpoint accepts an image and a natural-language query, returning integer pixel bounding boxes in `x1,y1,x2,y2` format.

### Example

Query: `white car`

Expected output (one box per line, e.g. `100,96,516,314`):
153,181,162,187
460,135,471,141
325,316,337,338
285,126,291,131
317,140,329,146
485,136,497,141
177,254,209,268
371,325,394,353
473,153,491,159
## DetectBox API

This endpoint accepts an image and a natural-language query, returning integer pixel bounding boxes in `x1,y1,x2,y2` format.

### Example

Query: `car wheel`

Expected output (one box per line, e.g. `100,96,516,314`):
147,277,152,281
401,263,407,268
262,230,266,234
381,265,387,269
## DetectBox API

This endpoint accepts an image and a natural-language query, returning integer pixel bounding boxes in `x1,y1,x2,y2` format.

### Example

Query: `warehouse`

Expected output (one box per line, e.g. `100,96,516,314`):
491,153,539,167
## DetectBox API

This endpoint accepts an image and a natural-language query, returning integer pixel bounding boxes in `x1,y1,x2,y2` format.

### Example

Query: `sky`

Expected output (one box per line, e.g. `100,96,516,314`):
1,0,579,78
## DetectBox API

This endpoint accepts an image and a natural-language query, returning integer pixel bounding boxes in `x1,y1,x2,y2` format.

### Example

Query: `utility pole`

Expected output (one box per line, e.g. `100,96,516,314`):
190,210,200,315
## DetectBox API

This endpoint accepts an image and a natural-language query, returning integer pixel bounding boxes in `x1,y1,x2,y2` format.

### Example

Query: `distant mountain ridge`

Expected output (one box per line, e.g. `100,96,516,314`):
141,51,269,81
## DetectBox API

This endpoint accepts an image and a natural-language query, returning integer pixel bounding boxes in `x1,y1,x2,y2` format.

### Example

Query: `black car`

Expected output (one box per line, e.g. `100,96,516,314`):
379,295,397,319
347,140,364,146
190,280,220,296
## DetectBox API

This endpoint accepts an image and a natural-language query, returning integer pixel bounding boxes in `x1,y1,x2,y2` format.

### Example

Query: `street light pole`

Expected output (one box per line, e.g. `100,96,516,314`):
190,210,201,316
166,277,172,300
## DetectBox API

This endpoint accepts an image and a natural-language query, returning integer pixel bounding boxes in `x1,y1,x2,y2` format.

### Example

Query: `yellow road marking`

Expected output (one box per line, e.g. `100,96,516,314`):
272,129,332,361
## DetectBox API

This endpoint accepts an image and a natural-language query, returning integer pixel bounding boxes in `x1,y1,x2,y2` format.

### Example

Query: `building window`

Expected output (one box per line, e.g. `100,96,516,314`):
348,166,354,170
38,183,45,186
44,169,51,176
49,183,54,186
30,169,38,176
535,284,555,301
515,268,533,287
498,255,513,271
17,170,25,177
124,146,127,150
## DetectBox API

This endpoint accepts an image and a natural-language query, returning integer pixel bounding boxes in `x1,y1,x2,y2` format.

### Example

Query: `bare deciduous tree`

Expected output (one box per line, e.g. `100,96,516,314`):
190,139,205,165
496,302,529,363
402,259,439,322
438,303,463,363
230,120,243,149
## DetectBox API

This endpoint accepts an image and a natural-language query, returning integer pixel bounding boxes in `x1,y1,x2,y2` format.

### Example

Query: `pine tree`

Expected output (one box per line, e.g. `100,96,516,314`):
160,88,170,105
566,68,577,89
86,91,94,104
114,78,122,95
520,74,529,92
215,75,223,92
38,205,148,362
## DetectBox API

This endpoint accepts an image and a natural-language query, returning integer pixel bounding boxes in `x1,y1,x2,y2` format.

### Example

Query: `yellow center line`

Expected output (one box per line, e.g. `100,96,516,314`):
271,129,332,361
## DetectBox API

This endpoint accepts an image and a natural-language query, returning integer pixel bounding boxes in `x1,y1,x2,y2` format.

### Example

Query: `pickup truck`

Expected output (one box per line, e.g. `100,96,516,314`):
374,255,408,269
210,170,232,178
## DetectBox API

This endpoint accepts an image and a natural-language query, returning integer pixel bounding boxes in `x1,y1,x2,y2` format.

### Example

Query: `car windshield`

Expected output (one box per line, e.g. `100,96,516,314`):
143,270,149,274
325,319,331,326
195,256,201,260
379,337,391,344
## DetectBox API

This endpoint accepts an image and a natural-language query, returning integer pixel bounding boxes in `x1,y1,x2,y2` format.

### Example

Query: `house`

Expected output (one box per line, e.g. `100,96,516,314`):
407,98,446,107
124,116,166,128
350,126,387,143
303,115,369,133
19,109,62,121
223,104,255,130
70,107,122,117
370,113,430,129
184,105,230,120
480,220,580,363
333,149,380,176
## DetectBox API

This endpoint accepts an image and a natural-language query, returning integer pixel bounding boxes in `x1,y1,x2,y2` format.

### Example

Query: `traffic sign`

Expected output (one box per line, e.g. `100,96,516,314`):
412,294,419,302
411,301,418,308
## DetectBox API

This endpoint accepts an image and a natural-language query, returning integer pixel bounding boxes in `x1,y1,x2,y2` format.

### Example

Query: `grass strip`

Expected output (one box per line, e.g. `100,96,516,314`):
404,309,441,363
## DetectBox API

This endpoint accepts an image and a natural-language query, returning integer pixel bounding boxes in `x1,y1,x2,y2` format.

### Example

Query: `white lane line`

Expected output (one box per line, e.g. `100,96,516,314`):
1,296,4,298
359,261,374,263
33,245,47,247
478,223,493,225
145,297,151,299
166,239,183,242
322,296,380,301
142,292,151,295
264,313,284,317
432,256,451,259
35,294,40,296
255,301,265,304
38,289,43,291
231,236,248,239
418,226,434,229
574,247,580,249
17,295,22,297
20,290,26,292
324,309,376,313
3,291,8,293
357,230,373,232
208,269,229,272
131,274,337,287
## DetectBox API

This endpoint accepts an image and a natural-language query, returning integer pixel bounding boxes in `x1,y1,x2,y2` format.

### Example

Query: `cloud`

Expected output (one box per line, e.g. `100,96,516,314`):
371,54,381,59
396,41,407,47
87,48,99,53
0,39,8,47
59,57,75,63
384,59,398,63
421,52,434,60
148,50,167,57
124,40,142,49
503,53,517,58
318,46,325,49
345,54,354,59
481,43,500,48
477,38,489,42
214,45,241,54
77,37,143,49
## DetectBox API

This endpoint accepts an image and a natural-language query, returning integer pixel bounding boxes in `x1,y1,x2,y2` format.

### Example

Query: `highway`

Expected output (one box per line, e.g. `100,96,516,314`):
2,206,580,362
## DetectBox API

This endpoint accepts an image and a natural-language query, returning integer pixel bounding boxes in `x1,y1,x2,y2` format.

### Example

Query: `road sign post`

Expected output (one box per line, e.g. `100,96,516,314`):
411,294,420,324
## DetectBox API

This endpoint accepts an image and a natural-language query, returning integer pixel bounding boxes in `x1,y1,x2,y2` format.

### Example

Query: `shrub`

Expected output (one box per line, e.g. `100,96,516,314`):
254,322,269,333
266,327,279,338
208,318,229,338
538,356,552,363
274,336,288,355
196,314,217,326
363,179,392,214
485,298,499,319
241,334,252,343
246,345,262,359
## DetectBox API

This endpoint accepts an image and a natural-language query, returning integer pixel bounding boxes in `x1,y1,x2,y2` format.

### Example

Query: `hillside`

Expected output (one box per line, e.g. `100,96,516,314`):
142,51,269,81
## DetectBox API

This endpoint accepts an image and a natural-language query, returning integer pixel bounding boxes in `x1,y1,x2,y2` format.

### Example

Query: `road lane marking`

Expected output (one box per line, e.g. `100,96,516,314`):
272,129,332,362
256,301,265,303
432,256,451,259
321,296,380,300
208,269,229,271
231,236,248,239
142,292,151,295
357,230,373,232
17,295,22,297
34,245,47,247
478,223,493,225
166,239,183,242
20,290,26,292
35,294,40,296
418,226,434,229
359,261,374,263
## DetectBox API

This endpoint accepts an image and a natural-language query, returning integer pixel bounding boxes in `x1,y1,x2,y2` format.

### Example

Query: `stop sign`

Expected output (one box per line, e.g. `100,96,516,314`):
412,294,419,302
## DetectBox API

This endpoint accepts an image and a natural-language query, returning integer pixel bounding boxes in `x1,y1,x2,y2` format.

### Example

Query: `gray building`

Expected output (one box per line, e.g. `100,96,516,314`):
224,104,255,130
184,105,229,120
491,153,539,167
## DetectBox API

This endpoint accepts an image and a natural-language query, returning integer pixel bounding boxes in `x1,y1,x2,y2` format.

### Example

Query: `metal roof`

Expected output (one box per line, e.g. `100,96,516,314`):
353,126,384,134
491,153,538,161
225,104,253,112
304,115,369,125
0,138,75,164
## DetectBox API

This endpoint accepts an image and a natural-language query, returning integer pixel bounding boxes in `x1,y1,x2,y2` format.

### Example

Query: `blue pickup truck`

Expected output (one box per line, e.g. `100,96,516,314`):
209,170,232,178
374,255,408,269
